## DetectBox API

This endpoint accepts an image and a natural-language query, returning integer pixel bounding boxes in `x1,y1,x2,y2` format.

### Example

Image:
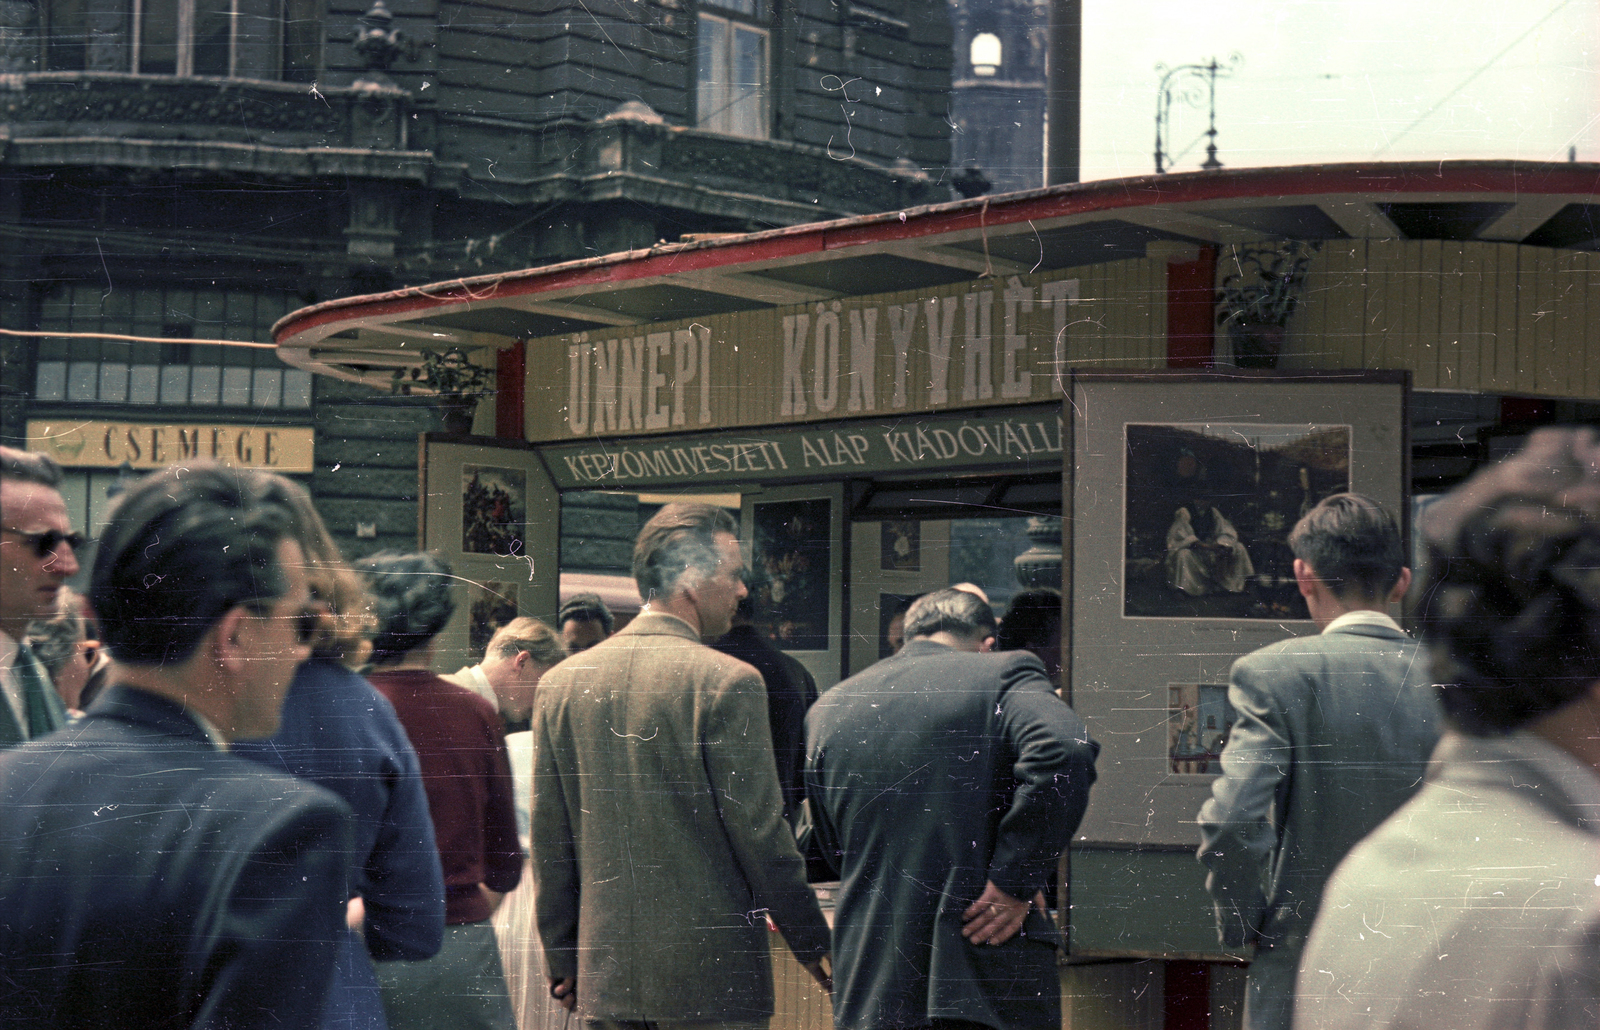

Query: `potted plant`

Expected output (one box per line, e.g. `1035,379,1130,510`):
1215,241,1320,369
391,347,496,434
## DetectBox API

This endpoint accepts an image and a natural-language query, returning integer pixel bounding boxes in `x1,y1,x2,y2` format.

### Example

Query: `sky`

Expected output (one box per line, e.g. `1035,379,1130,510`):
1078,0,1598,181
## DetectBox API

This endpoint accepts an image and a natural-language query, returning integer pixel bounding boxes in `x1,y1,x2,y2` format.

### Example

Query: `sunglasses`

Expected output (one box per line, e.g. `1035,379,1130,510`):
1,527,88,558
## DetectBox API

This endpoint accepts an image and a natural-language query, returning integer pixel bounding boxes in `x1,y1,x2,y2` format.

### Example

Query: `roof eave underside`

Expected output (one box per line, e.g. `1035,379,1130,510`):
276,160,1600,390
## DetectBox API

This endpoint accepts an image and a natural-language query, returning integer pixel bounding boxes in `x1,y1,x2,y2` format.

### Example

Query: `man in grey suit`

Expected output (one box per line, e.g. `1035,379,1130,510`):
531,502,831,1027
1197,493,1440,1030
0,446,80,744
806,587,1098,1030
1297,428,1600,1029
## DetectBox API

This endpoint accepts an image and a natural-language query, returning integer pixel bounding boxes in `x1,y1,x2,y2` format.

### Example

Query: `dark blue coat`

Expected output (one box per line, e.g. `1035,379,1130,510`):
235,658,446,1030
0,685,353,1029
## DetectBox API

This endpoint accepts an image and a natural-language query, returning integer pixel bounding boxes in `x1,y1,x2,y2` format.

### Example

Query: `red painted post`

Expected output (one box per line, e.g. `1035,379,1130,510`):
496,340,526,441
1167,245,1217,369
1164,959,1211,1030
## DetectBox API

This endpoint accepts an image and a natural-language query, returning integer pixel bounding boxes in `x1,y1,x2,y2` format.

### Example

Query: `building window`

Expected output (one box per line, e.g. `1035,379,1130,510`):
31,286,312,409
970,32,1001,76
40,0,319,79
697,1,768,139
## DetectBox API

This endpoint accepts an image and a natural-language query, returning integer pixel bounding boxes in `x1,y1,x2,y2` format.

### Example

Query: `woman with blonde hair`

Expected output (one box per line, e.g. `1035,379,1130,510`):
233,480,445,1030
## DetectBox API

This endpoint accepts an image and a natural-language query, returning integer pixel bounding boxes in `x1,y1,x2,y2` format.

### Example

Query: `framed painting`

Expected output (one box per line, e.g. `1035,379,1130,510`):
419,435,559,673
741,482,845,689
1065,370,1409,847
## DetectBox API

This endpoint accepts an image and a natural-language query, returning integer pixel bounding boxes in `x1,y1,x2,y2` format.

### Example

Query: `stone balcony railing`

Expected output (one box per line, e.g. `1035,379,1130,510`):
436,103,947,220
0,72,435,179
0,75,946,217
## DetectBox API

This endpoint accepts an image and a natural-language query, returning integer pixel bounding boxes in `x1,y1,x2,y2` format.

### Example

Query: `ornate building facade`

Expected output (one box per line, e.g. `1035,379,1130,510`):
0,0,955,556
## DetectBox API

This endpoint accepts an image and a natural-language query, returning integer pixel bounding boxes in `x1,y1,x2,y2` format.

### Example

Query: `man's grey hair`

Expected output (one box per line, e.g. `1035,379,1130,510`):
903,587,997,643
0,446,63,489
632,502,738,601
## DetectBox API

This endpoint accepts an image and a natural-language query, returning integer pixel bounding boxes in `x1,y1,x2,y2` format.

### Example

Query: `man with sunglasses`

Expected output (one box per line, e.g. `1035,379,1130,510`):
0,446,83,746
0,462,354,1028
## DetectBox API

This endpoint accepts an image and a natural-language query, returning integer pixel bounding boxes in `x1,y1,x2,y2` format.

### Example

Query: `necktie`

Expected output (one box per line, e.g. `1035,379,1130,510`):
14,644,67,737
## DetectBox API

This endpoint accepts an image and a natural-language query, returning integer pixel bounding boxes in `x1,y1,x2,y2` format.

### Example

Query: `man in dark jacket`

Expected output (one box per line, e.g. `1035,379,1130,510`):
713,590,819,825
805,587,1099,1030
0,463,353,1029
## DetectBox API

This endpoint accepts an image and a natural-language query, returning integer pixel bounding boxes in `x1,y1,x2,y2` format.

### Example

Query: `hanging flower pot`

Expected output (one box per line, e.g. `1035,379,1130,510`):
1228,320,1287,369
1216,241,1320,369
390,347,495,435
438,396,479,435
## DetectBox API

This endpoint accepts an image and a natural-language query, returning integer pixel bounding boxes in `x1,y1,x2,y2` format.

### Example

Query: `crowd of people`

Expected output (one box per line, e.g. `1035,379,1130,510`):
1,427,1599,1030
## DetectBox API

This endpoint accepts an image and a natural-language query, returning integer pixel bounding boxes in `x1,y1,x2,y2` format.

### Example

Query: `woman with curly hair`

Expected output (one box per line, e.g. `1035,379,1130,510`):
359,551,522,1030
232,484,445,1030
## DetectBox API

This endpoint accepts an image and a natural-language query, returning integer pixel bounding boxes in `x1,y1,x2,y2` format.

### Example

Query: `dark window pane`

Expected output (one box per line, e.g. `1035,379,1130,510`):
45,0,90,70
233,0,279,77
281,0,318,81
138,0,178,73
192,0,232,75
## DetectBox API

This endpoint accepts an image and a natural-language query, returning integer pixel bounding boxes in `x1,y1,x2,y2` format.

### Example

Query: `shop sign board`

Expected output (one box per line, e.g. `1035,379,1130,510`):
540,404,1062,489
528,259,1166,443
27,420,316,473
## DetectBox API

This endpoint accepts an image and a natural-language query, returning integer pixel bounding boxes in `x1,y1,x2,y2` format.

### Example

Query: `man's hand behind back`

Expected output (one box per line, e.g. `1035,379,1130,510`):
960,881,1043,946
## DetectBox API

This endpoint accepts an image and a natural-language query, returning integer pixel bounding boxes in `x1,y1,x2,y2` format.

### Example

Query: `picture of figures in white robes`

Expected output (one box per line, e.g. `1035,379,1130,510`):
1124,423,1350,619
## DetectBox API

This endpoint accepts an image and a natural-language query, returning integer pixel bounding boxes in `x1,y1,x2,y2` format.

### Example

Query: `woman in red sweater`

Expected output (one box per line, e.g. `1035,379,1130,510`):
359,550,523,1030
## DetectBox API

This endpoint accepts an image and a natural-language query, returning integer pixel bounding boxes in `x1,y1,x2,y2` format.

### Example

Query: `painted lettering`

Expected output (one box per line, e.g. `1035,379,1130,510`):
847,307,877,412
1001,278,1033,398
1002,421,1029,453
887,303,916,409
619,336,645,432
671,330,697,427
961,290,994,402
567,339,591,435
781,314,809,416
801,436,829,468
924,296,957,406
645,332,672,430
813,303,841,414
697,325,712,424
594,338,619,433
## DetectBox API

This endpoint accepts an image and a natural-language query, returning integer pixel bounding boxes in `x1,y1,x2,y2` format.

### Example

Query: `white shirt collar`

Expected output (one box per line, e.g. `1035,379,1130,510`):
1322,609,1403,635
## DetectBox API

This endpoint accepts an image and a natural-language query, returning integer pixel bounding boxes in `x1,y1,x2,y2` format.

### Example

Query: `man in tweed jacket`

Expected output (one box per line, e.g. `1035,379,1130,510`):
531,502,831,1026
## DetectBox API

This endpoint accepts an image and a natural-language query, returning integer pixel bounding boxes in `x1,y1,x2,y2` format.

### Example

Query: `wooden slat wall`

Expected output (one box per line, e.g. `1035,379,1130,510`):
1274,239,1599,400
1056,257,1164,371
